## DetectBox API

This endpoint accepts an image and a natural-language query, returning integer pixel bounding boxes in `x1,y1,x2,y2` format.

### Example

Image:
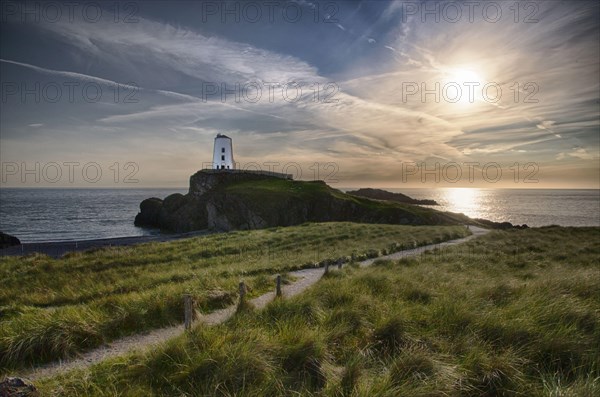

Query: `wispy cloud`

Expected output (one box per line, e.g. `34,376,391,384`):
0,59,139,90
557,148,597,161
30,14,464,160
1,0,598,187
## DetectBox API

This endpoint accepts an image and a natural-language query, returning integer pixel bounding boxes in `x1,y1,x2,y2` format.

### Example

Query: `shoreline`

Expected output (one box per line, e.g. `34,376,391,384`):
2,223,598,259
0,230,213,258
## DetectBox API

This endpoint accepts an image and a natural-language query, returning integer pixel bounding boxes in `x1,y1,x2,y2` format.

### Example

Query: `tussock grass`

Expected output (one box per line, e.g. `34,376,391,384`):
0,223,467,372
33,226,600,396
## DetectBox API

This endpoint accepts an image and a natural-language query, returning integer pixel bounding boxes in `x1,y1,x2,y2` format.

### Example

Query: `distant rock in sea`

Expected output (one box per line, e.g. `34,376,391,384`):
0,231,21,249
472,218,529,230
346,188,439,205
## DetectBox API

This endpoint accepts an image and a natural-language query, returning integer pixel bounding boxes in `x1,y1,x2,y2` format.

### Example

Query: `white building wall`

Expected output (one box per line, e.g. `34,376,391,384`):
212,134,235,170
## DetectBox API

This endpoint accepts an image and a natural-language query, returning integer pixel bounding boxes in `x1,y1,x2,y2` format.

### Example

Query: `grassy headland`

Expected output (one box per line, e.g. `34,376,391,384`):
136,170,498,232
0,223,468,373
35,226,600,396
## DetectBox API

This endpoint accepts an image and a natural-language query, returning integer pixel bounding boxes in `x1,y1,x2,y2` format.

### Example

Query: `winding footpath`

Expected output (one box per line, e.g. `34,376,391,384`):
19,226,489,381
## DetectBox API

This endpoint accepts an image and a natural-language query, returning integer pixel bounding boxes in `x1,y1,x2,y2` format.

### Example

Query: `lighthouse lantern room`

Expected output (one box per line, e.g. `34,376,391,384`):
212,134,235,170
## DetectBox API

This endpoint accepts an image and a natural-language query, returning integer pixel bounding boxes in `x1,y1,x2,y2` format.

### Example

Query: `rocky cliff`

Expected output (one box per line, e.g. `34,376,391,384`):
0,232,21,249
135,170,469,232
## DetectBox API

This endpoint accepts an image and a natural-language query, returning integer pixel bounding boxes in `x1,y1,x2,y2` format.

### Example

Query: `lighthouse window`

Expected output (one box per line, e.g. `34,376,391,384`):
221,148,225,153
221,155,225,160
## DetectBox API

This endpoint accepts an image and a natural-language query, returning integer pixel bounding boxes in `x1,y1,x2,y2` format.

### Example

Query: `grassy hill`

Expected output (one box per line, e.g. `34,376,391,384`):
136,171,497,232
34,226,600,396
223,179,443,222
0,223,468,373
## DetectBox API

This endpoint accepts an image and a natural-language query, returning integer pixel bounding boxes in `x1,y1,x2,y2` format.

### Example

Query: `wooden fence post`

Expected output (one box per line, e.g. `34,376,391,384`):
337,259,343,270
239,281,247,302
184,294,193,331
276,274,282,297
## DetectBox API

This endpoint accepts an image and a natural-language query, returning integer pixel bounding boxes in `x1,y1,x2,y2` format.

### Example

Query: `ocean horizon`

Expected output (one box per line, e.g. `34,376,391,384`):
1,187,598,243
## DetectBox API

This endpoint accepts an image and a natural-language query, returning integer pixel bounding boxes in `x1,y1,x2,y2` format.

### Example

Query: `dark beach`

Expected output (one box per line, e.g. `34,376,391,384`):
0,230,212,258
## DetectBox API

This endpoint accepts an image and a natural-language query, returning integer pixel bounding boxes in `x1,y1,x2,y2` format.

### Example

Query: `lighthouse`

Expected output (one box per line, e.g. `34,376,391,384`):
212,134,235,170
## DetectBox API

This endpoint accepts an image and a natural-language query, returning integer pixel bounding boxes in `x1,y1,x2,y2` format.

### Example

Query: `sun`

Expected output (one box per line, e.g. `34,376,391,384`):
448,68,484,86
442,67,486,105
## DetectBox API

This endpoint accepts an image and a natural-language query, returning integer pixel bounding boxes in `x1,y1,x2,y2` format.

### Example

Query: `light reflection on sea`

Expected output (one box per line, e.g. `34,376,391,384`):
381,188,600,227
0,188,598,243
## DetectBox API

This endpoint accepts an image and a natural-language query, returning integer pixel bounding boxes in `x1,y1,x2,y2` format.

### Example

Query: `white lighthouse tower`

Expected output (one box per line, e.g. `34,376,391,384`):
212,134,235,170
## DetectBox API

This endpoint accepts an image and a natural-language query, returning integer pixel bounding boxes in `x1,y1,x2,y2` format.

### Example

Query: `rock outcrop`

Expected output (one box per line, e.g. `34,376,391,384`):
0,232,21,249
135,170,528,233
133,198,163,227
135,170,465,232
347,188,439,205
473,218,529,230
0,377,38,396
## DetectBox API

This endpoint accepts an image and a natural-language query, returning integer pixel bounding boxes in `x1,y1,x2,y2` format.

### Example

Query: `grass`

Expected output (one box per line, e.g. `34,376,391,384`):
0,223,468,373
223,178,476,226
33,226,600,396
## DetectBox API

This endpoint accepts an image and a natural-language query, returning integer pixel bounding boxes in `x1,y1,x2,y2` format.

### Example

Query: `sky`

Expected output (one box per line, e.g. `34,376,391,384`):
0,0,599,188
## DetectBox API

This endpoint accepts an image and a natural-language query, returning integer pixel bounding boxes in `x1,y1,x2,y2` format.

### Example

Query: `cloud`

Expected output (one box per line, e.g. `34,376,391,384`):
569,148,596,160
2,1,598,187
537,120,562,138
29,14,464,162
537,120,556,129
0,59,139,91
291,0,317,10
36,18,321,87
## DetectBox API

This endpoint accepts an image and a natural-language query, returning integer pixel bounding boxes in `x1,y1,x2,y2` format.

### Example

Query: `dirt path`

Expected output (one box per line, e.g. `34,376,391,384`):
19,226,488,381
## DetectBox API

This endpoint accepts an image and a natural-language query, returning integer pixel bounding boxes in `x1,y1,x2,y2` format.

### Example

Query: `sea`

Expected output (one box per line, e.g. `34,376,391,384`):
0,188,598,243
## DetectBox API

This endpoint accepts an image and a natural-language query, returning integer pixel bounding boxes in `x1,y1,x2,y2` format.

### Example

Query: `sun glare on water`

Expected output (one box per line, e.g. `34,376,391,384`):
445,188,483,219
